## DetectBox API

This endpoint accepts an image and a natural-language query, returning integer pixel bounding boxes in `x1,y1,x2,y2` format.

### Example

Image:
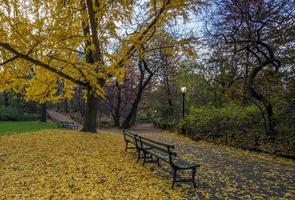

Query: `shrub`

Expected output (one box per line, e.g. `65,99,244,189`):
0,106,39,121
274,100,295,134
180,104,261,135
154,118,177,131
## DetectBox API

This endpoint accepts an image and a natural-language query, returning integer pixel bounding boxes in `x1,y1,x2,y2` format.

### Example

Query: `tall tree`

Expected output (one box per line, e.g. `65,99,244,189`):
0,0,199,132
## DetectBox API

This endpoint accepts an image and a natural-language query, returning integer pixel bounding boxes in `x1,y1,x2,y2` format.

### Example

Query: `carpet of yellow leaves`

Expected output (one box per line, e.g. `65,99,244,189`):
0,130,184,200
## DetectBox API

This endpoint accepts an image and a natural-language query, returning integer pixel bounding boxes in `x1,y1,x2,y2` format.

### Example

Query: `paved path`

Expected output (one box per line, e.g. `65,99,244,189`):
47,110,83,130
130,123,295,199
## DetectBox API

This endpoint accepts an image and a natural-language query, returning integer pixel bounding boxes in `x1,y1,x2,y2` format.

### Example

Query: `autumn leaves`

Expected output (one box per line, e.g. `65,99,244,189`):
0,130,184,199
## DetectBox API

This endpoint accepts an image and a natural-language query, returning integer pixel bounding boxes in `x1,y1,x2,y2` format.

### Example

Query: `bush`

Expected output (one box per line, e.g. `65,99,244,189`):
154,118,177,131
274,100,295,134
137,110,154,123
0,106,39,121
180,104,261,135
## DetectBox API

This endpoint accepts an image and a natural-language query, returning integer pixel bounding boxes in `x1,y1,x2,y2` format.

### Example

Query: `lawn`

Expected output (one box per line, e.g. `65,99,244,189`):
0,121,58,135
0,130,183,199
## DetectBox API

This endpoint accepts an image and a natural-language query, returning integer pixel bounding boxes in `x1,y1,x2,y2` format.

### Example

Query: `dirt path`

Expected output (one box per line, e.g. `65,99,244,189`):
130,123,295,199
47,110,82,129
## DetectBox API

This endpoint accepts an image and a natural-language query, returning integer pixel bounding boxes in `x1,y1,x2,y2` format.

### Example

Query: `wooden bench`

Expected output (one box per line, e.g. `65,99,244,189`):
138,136,199,188
57,121,78,130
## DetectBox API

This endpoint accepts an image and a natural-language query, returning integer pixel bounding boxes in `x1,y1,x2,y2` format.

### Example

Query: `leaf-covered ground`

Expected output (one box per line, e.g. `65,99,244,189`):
0,130,183,199
131,124,295,199
1,127,295,199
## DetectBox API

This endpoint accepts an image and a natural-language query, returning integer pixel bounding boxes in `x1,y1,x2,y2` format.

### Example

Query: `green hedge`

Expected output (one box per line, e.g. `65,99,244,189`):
0,106,39,121
180,104,261,135
154,119,177,131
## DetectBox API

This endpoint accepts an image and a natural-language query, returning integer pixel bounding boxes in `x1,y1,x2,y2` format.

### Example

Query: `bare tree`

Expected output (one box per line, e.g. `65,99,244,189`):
205,0,295,137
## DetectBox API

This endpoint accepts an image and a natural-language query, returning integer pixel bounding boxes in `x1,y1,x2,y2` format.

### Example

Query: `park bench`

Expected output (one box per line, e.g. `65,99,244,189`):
138,136,200,188
57,120,78,130
122,129,138,152
122,129,155,163
122,129,200,188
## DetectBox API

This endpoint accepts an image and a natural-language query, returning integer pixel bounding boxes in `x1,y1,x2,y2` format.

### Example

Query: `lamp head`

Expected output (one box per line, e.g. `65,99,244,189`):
181,86,187,93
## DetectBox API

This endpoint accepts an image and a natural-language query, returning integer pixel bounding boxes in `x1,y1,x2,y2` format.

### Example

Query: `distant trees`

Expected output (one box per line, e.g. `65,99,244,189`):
121,59,156,128
102,29,198,128
103,58,156,128
0,92,40,121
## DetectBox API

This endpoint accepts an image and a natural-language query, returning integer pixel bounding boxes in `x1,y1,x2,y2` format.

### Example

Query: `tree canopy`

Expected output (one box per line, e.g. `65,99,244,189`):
0,0,202,131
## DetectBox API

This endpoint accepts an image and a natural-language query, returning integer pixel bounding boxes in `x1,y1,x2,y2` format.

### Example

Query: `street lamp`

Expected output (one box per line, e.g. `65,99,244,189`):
181,86,186,134
181,87,186,119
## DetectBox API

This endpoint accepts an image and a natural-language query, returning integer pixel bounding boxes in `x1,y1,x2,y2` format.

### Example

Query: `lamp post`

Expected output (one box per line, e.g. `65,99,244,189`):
181,86,186,134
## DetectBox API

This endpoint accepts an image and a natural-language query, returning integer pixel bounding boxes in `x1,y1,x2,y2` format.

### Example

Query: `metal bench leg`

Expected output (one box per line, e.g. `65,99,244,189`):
136,150,141,163
172,168,177,189
125,142,128,152
157,158,160,166
142,152,147,166
192,167,197,188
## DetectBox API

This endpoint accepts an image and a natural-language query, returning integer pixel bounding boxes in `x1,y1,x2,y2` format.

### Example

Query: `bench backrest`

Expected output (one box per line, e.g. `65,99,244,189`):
121,129,138,145
138,136,177,164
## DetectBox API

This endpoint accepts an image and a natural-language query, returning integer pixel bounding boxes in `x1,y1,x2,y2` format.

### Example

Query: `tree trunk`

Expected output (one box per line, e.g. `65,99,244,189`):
113,81,121,127
64,99,69,113
121,89,143,129
265,103,275,137
40,103,47,122
246,65,276,137
81,90,98,132
121,59,154,128
113,114,120,127
4,92,9,106
164,74,174,117
79,0,100,133
75,87,85,121
131,111,137,126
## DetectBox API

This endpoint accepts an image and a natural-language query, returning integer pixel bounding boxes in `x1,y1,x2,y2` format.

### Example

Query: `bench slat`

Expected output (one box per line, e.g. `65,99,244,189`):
140,139,176,157
139,136,174,148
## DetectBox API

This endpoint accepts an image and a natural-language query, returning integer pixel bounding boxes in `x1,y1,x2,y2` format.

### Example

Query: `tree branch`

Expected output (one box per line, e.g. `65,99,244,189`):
0,56,18,66
0,43,88,86
115,0,172,68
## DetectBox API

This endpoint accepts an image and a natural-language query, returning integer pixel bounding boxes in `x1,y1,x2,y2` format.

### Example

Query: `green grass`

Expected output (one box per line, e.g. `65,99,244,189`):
0,121,59,135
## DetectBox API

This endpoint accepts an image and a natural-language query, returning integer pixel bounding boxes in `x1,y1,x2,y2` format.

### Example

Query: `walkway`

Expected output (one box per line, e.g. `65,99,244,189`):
130,123,295,199
47,110,83,129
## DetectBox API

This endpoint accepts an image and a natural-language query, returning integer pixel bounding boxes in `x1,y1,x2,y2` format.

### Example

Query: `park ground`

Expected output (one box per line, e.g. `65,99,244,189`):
0,123,295,199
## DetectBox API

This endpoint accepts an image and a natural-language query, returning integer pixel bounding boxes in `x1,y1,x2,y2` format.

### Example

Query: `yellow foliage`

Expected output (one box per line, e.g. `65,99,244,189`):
0,130,184,199
0,0,197,103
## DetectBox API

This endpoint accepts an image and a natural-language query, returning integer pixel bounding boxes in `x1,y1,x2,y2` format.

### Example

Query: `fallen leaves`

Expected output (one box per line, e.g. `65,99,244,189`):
0,130,184,199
